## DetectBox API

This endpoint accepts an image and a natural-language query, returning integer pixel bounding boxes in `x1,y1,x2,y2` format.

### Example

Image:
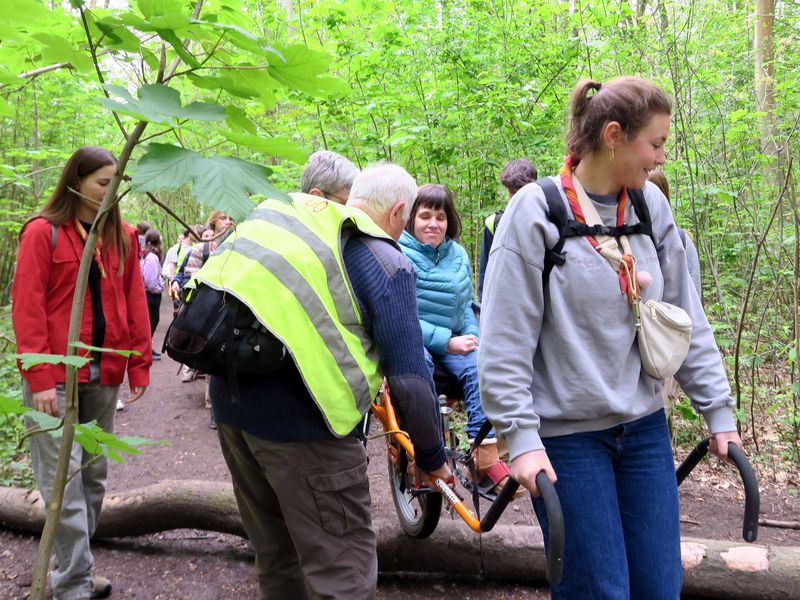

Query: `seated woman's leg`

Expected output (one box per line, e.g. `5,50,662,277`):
437,350,490,441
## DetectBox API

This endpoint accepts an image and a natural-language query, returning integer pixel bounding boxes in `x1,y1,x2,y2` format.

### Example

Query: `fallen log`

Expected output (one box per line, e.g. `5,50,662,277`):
1,482,798,599
0,481,245,538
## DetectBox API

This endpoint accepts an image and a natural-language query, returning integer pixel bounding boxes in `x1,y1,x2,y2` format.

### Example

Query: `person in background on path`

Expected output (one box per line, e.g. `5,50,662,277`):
172,215,235,397
647,169,702,435
647,169,701,298
399,184,514,495
300,149,359,203
162,230,183,293
171,212,234,295
135,220,150,258
477,158,537,300
141,228,164,362
12,146,151,600
171,226,199,317
478,77,742,599
204,163,450,599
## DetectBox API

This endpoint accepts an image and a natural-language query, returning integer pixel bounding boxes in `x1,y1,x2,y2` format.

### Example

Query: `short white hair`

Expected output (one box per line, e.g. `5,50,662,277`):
347,163,417,220
300,150,359,195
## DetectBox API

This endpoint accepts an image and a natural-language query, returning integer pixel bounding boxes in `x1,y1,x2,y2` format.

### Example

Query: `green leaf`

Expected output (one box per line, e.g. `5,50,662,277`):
268,45,348,97
137,0,186,18
131,144,290,221
74,421,168,463
24,410,62,433
0,95,13,118
157,28,200,69
0,396,28,416
222,130,308,164
15,353,91,370
30,33,94,73
69,341,142,358
99,83,226,126
225,105,257,135
91,15,142,53
188,72,277,107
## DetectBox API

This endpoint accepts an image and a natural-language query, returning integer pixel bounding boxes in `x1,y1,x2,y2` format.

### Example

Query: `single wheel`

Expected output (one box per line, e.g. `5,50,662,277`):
387,449,442,538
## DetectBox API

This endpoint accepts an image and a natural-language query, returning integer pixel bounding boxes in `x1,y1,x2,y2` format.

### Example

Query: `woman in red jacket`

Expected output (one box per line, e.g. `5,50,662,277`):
12,146,151,600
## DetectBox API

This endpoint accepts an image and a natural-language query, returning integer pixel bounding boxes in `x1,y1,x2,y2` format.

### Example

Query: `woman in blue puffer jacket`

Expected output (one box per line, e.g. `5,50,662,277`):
399,184,510,494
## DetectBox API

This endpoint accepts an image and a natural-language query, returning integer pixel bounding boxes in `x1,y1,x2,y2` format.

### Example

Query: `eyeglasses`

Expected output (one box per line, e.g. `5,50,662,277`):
323,190,349,204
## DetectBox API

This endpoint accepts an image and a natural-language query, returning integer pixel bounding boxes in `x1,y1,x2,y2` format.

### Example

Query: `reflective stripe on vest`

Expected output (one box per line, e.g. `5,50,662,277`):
192,194,392,436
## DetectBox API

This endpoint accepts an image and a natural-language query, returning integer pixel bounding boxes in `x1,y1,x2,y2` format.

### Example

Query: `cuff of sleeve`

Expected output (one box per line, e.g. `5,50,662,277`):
413,442,447,473
127,366,150,389
429,328,451,356
506,427,545,462
703,406,737,435
22,365,56,394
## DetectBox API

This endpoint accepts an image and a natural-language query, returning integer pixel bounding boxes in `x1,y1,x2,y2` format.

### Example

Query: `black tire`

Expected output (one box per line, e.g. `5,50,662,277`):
387,450,442,538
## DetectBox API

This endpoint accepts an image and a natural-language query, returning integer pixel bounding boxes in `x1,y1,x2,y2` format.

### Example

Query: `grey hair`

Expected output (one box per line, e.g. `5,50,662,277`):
300,150,359,195
347,163,417,220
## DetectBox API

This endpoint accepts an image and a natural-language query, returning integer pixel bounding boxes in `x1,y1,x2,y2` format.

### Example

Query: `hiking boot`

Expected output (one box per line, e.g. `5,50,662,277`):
91,575,112,598
151,350,161,361
471,439,525,498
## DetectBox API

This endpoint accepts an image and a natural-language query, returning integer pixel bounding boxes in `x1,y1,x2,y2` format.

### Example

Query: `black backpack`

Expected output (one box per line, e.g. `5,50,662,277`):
534,178,655,284
163,283,288,401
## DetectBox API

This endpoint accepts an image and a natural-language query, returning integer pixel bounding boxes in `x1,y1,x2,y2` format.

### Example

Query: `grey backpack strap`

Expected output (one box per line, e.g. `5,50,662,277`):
51,223,58,251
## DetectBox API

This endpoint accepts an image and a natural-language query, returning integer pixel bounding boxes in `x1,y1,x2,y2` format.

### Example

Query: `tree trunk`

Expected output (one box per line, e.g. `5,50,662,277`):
2,482,799,599
754,0,781,184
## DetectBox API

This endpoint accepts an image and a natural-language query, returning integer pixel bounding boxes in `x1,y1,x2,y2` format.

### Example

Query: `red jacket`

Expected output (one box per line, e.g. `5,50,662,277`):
12,217,152,393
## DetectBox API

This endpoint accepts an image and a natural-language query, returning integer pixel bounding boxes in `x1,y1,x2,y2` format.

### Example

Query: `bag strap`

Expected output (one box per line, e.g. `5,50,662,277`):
570,174,639,304
202,242,210,264
51,223,58,251
538,178,568,287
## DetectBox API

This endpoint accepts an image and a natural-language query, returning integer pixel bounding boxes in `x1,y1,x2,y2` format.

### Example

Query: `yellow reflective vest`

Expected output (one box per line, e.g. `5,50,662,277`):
190,193,392,437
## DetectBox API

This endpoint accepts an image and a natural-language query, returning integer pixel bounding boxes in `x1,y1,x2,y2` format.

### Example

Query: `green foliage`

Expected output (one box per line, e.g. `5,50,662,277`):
99,84,227,127
73,422,168,465
0,0,798,472
15,353,90,371
70,341,141,358
132,143,291,221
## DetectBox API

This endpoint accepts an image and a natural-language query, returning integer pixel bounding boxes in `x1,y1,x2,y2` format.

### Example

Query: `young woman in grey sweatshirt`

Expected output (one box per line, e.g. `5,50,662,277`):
478,77,741,599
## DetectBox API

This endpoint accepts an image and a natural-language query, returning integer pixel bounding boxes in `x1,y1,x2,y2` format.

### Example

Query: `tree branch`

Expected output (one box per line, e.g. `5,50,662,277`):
79,7,129,140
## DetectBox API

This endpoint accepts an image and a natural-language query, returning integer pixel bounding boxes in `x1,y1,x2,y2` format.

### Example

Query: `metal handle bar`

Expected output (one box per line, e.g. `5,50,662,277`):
676,439,760,542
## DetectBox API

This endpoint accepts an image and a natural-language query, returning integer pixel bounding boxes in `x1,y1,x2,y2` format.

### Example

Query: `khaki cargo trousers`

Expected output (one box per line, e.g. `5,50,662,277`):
217,424,377,599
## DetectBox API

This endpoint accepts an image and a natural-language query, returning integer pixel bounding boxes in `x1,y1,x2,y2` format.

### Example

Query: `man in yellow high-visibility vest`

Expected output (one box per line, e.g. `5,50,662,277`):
202,161,451,599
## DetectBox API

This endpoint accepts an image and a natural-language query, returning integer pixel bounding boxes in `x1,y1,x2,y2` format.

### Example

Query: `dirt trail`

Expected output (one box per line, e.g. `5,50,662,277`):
1,296,798,599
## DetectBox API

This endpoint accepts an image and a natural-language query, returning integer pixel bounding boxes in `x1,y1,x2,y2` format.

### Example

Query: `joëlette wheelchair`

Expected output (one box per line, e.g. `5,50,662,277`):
367,368,761,586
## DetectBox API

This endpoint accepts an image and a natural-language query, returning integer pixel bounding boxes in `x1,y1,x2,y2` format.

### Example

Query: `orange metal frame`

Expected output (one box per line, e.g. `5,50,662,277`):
370,383,483,532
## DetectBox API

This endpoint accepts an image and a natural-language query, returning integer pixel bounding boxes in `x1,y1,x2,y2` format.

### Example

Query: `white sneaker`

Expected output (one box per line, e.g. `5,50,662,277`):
116,398,125,411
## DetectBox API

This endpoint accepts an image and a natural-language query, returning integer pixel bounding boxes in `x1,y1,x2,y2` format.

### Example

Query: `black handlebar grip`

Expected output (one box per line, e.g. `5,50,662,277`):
727,443,760,542
676,438,759,542
675,438,710,486
479,478,520,533
536,471,564,585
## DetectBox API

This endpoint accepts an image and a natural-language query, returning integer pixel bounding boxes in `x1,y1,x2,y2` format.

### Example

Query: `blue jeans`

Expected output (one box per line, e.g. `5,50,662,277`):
532,409,681,600
424,348,491,440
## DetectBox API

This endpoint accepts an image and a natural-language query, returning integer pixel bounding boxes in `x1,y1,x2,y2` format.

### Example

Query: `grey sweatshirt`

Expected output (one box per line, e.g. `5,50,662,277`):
477,177,736,461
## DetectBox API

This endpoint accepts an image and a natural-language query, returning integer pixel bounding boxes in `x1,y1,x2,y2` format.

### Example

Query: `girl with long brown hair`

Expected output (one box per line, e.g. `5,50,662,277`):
12,145,151,600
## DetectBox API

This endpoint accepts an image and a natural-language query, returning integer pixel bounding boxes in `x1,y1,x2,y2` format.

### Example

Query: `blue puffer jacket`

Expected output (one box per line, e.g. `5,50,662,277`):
399,230,479,356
